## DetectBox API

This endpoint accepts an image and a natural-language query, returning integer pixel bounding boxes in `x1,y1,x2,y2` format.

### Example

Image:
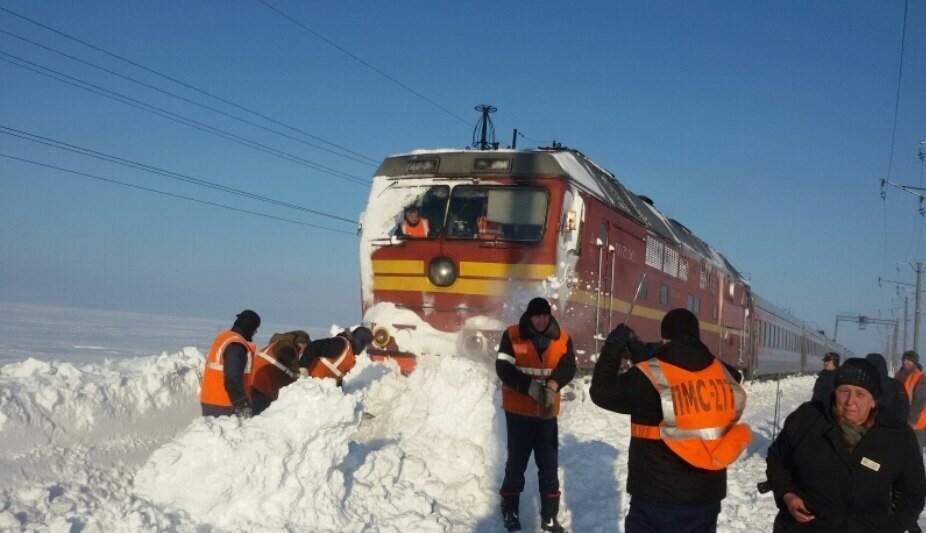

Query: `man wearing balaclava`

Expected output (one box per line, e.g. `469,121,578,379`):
495,297,576,533
590,308,750,533
200,309,261,418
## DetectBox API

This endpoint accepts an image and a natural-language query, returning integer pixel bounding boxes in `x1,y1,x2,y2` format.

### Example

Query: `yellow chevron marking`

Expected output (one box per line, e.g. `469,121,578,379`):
459,262,557,280
371,260,424,275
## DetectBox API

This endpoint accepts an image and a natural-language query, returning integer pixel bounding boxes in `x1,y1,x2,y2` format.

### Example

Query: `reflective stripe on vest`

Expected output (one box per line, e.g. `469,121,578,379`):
200,330,256,407
500,324,569,418
256,350,297,379
630,357,751,470
309,337,355,383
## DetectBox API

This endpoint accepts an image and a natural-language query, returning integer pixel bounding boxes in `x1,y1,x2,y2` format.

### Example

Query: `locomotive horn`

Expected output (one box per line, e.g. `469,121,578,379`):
624,273,647,328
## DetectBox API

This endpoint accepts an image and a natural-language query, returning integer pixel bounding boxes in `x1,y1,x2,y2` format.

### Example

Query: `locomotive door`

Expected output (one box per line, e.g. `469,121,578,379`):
594,221,612,352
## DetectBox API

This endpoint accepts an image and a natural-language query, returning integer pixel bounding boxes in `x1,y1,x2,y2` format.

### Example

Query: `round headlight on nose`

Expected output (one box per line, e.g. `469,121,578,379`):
428,256,457,287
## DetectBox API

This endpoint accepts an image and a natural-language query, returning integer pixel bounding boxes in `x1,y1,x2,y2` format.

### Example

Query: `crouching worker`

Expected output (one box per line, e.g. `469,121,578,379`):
590,308,750,533
300,326,373,386
250,330,310,415
200,310,261,418
496,297,576,532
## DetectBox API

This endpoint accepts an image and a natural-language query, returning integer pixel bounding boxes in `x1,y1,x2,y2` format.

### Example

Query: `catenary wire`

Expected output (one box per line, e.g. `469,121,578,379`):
0,29,378,168
0,51,370,186
0,5,379,166
256,0,473,127
886,0,908,181
0,153,358,236
0,125,357,224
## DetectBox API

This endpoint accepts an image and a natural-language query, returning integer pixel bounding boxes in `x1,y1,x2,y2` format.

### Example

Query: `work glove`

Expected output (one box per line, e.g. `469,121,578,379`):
541,385,557,419
233,398,252,419
528,380,546,405
605,323,635,350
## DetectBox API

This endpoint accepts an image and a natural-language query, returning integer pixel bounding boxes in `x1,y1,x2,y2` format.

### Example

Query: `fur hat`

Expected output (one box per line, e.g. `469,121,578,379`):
903,350,920,364
834,358,881,399
660,308,700,340
525,297,552,317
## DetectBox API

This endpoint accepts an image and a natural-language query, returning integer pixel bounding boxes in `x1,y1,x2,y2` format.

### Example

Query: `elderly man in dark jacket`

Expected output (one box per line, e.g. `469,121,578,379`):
865,353,910,422
767,358,926,532
591,308,747,533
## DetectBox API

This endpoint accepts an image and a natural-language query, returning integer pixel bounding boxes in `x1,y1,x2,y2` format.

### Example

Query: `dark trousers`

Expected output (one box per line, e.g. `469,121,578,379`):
625,497,720,533
201,403,235,417
500,411,559,495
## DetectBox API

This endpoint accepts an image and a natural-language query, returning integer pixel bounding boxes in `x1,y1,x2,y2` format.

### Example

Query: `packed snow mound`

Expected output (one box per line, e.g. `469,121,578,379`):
134,354,506,531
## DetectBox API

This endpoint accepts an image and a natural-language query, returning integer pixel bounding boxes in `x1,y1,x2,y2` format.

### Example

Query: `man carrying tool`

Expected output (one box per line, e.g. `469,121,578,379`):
496,297,576,532
590,309,750,533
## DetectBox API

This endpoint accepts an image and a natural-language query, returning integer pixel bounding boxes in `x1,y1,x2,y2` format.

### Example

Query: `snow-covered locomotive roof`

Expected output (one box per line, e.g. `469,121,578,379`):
375,148,745,285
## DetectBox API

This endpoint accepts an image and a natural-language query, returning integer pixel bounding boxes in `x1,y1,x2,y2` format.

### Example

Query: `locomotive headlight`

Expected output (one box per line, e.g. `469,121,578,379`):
372,326,391,349
428,256,457,287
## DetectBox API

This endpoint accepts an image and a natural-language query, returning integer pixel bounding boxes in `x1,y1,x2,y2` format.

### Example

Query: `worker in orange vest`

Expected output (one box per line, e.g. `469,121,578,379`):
590,308,751,533
496,297,576,533
895,350,926,448
250,330,310,415
200,310,261,418
397,205,429,238
300,326,373,386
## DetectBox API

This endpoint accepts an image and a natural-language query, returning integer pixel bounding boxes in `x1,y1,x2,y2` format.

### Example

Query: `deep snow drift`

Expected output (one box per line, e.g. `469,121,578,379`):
0,305,923,531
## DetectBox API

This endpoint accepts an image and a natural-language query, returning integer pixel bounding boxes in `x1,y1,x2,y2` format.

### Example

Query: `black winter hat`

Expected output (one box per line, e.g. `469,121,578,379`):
233,309,261,338
823,352,840,366
351,326,373,355
661,308,700,340
525,297,552,317
903,350,920,364
834,358,881,399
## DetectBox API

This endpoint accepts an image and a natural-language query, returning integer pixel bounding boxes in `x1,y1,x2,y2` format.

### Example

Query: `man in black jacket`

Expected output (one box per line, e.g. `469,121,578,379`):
590,308,745,533
865,353,910,422
496,297,576,532
811,352,839,403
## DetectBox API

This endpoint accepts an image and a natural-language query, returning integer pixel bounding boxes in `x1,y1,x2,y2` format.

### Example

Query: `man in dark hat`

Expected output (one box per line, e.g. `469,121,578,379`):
865,353,910,422
895,350,926,447
495,297,576,532
811,352,840,403
590,308,750,533
299,326,374,386
200,310,261,418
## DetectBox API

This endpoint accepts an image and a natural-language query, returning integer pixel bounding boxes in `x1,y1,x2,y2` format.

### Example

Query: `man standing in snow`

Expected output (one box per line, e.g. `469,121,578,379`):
895,350,926,448
496,297,576,532
811,352,839,403
590,308,750,533
250,330,309,415
200,310,260,418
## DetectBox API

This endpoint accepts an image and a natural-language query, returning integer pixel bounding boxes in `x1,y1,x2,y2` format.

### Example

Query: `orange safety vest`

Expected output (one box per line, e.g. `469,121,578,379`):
308,337,356,385
630,358,752,471
250,341,298,401
401,218,429,238
903,369,926,430
200,330,257,407
499,324,570,418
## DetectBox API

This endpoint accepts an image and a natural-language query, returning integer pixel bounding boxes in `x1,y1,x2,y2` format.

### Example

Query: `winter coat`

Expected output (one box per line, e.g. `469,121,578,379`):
766,401,926,532
811,369,836,403
895,367,926,427
589,338,742,506
495,313,577,405
866,354,910,422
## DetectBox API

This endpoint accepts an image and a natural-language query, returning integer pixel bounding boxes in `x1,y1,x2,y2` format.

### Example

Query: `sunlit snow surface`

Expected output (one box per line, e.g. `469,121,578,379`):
0,302,923,531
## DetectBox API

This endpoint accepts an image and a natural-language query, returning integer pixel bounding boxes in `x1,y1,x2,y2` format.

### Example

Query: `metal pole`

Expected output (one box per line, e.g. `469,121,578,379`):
834,317,840,343
892,319,899,374
916,262,922,354
511,129,517,150
904,295,910,352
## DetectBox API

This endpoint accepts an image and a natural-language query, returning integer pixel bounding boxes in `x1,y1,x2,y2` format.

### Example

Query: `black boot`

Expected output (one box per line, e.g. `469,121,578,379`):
500,492,521,531
540,492,565,533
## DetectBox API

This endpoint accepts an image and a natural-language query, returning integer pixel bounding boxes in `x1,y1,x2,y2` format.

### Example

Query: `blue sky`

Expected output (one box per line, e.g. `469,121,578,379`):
0,1,924,357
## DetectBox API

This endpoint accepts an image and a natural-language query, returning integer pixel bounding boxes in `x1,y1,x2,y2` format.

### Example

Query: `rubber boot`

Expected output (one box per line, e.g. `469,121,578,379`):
540,492,565,533
500,492,521,531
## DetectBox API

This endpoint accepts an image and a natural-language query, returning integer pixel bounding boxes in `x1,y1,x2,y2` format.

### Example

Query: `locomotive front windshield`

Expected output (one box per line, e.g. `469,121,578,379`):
372,183,548,243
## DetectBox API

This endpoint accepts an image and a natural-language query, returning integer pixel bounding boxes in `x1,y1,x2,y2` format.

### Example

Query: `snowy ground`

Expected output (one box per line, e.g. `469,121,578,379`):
0,303,921,531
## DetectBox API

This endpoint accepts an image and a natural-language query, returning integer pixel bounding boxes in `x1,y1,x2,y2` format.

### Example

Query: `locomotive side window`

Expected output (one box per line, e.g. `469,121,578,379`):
445,186,548,242
639,276,648,300
393,186,450,239
660,284,669,306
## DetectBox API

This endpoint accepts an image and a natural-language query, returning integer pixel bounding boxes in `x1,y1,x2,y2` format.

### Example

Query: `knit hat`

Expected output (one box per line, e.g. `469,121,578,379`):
233,309,261,339
903,350,920,364
833,358,881,398
823,352,840,366
351,326,374,355
525,297,552,317
661,308,700,340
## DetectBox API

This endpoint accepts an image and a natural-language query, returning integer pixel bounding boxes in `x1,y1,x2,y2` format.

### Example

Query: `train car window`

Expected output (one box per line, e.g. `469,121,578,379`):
374,185,450,240
639,276,648,300
660,284,669,306
445,186,548,242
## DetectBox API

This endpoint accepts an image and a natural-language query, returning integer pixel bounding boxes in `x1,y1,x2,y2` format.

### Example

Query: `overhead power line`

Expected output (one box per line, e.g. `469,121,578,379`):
0,125,357,225
256,0,473,127
0,5,378,166
886,0,909,181
1,153,357,236
0,51,370,186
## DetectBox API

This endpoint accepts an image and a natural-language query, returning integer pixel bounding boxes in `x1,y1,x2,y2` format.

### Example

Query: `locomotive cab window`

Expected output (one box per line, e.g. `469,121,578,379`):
445,186,548,242
376,185,449,240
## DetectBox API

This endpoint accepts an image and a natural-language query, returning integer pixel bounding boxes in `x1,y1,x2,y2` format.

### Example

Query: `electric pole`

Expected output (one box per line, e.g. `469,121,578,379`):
916,262,923,354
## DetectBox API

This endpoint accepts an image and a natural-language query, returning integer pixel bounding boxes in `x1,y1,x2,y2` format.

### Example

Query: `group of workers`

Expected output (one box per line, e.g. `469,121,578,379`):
196,300,926,532
199,309,373,418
